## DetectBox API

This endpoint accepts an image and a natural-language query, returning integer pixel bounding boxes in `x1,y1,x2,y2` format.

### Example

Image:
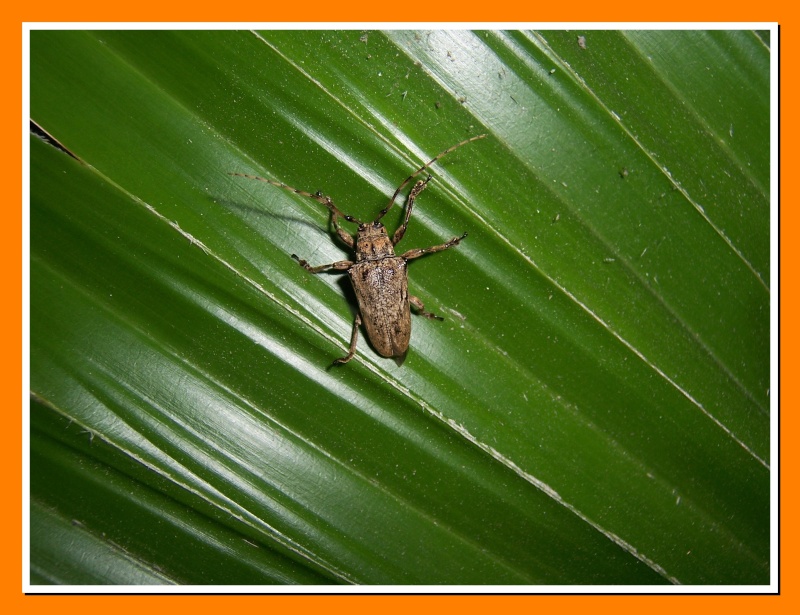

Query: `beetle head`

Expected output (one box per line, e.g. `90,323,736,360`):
355,221,394,261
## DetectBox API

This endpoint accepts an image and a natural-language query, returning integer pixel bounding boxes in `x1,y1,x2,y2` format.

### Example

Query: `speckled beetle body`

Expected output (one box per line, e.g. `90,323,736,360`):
232,134,486,365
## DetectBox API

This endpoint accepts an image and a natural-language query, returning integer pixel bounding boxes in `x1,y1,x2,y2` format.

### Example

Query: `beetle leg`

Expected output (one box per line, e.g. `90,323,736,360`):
399,232,467,261
292,254,353,274
409,295,443,321
333,313,362,365
392,176,431,246
330,210,355,249
299,192,356,249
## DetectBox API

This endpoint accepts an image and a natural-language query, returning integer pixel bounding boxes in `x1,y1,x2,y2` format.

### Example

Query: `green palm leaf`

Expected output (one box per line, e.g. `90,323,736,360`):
29,29,770,585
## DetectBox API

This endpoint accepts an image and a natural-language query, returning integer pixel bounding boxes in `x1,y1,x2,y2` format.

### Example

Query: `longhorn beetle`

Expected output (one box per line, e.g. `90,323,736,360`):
231,134,486,365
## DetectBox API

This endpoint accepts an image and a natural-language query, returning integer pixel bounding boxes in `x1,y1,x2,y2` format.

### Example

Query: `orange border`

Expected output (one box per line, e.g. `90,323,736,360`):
10,3,790,614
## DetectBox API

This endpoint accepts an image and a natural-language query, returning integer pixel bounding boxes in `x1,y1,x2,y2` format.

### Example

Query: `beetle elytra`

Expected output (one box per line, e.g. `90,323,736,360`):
231,134,486,365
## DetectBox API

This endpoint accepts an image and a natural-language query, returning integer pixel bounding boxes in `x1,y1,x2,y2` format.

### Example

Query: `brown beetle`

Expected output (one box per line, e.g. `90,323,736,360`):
232,134,486,365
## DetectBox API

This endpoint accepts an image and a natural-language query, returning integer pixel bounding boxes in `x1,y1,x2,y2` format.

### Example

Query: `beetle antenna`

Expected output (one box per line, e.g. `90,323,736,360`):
375,134,486,222
229,173,363,224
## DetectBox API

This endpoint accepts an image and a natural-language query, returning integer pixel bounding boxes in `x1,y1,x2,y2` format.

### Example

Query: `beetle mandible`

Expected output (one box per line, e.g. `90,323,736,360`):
231,134,486,365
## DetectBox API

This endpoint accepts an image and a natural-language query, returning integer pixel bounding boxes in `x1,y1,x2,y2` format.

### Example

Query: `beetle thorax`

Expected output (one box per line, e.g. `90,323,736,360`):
355,221,395,261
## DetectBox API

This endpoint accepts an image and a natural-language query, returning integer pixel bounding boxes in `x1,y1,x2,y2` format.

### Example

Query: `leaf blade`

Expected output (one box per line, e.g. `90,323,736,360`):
29,29,770,585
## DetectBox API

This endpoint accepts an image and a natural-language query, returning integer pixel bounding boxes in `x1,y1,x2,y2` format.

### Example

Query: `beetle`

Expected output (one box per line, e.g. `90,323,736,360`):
231,134,486,365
